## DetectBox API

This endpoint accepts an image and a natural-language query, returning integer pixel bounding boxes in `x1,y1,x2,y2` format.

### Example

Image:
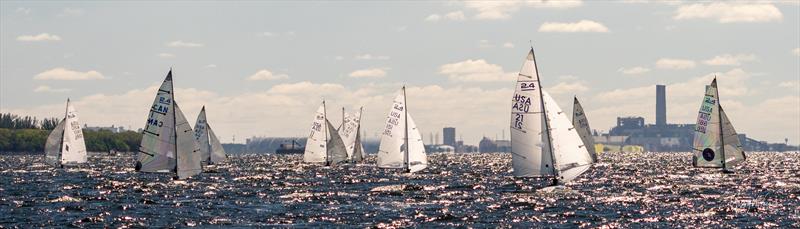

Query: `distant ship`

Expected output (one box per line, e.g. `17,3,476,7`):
276,139,305,154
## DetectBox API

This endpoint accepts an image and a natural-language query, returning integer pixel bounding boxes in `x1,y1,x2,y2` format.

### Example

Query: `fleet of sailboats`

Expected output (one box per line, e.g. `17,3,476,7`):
45,98,87,167
303,101,348,165
692,78,746,172
377,86,428,173
509,48,594,185
42,49,758,181
194,106,227,165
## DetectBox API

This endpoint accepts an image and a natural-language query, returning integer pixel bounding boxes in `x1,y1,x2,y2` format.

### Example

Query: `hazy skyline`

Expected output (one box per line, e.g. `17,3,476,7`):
1,1,798,145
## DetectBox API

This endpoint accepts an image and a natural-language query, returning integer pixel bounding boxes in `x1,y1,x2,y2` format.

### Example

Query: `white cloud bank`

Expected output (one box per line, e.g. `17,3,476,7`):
349,68,387,78
463,0,582,20
34,68,105,80
355,54,390,60
33,85,71,93
618,66,651,75
538,20,610,33
674,3,783,23
703,54,757,66
425,11,466,21
439,59,515,82
655,58,696,69
246,69,289,81
17,33,61,42
167,40,204,48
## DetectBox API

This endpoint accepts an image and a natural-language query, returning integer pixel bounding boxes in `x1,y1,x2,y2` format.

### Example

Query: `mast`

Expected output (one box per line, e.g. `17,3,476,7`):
324,100,329,166
59,98,69,164
531,46,559,185
171,70,179,174
403,86,410,173
714,77,727,171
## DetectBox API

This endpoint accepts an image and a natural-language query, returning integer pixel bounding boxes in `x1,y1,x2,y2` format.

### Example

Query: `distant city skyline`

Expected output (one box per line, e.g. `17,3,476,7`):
1,1,798,145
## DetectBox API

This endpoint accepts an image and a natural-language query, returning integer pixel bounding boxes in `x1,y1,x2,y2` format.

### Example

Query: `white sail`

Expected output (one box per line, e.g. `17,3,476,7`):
44,118,66,166
720,108,745,168
304,104,328,163
510,49,553,177
207,124,227,163
572,97,597,163
406,115,428,173
137,71,177,173
193,106,211,164
326,119,348,164
543,91,593,183
175,103,202,179
338,108,365,162
377,94,407,169
60,99,87,165
692,80,724,168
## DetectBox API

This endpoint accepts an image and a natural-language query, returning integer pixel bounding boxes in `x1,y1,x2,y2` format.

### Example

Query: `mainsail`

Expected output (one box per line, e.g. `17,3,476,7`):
136,70,202,179
194,106,227,164
510,48,593,185
572,97,597,163
45,99,87,167
692,78,745,170
326,119,348,165
510,49,552,177
377,87,427,173
137,71,178,173
304,103,328,163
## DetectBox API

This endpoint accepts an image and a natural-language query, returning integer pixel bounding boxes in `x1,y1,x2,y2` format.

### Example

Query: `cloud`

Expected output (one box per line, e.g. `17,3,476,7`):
17,33,61,42
778,81,799,91
618,66,651,75
502,42,514,48
15,7,31,15
425,11,466,22
655,58,696,69
396,26,408,32
793,48,800,56
478,40,493,48
334,56,344,61
58,8,84,17
205,64,217,68
548,81,589,95
33,85,71,93
246,69,289,81
463,0,582,20
674,3,783,23
167,40,204,48
258,32,276,37
439,59,515,82
702,54,757,66
349,68,388,78
355,54,390,60
157,53,175,58
538,20,610,33
34,68,105,80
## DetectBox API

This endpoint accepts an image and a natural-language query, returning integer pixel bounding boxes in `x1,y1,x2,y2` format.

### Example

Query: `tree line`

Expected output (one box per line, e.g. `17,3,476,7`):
0,113,142,153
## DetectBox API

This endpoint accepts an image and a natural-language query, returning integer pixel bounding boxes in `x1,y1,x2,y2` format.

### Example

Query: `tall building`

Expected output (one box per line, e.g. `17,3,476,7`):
656,85,666,127
443,127,456,147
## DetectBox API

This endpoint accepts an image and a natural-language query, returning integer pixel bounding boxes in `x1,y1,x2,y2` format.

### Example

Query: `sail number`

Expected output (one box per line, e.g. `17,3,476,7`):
695,96,716,133
512,93,532,113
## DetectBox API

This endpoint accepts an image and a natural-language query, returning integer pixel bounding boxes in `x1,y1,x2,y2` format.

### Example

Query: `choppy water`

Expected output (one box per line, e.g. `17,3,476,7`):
1,152,799,228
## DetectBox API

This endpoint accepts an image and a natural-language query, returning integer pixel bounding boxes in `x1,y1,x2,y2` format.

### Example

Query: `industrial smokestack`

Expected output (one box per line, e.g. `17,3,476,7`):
656,85,666,126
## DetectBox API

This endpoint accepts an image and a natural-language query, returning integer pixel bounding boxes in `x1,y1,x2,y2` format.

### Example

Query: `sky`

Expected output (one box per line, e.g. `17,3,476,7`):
1,1,799,145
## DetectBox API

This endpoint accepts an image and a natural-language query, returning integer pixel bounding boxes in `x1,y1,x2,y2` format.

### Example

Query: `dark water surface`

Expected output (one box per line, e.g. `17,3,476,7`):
1,152,799,228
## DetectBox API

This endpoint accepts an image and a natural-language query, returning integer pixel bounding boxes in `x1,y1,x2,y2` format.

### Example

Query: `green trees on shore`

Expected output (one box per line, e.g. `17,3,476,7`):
0,113,142,153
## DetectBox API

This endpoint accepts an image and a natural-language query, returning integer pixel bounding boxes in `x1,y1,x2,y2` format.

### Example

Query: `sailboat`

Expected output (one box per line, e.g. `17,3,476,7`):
193,106,227,165
572,97,598,163
692,78,746,172
135,70,203,179
377,86,428,173
510,48,594,186
338,107,365,163
45,98,87,167
303,101,348,165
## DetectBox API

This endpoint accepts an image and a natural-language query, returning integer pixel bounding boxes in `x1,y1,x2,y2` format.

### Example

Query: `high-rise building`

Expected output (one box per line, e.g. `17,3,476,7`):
443,127,456,147
656,85,666,127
